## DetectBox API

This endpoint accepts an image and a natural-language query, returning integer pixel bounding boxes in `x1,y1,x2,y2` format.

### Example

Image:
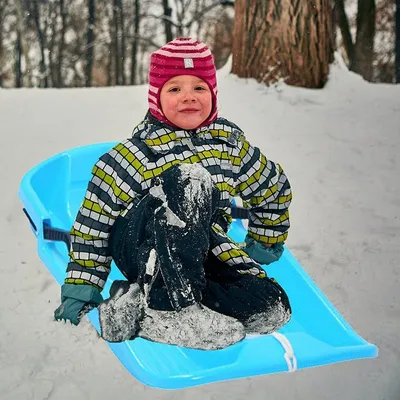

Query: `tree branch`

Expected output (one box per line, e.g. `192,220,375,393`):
146,0,234,32
185,0,234,29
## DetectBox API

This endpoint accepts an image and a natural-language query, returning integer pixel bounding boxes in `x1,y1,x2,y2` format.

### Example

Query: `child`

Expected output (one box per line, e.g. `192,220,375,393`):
54,37,292,350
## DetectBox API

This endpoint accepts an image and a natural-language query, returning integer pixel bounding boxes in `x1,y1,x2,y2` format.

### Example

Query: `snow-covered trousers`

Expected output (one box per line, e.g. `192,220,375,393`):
109,164,291,324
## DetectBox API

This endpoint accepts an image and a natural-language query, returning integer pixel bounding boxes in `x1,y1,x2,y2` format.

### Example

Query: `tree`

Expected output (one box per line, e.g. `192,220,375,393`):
58,0,67,87
162,0,174,43
130,0,140,85
0,0,6,87
47,1,59,88
158,0,234,44
112,0,121,85
117,0,126,85
210,8,234,69
0,0,236,88
232,0,334,88
335,0,376,81
16,0,33,87
15,24,22,87
86,0,95,87
334,0,354,63
31,0,49,88
396,0,400,82
352,0,376,81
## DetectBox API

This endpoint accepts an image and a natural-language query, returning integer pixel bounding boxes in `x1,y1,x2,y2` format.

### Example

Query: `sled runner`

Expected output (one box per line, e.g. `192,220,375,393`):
18,142,378,389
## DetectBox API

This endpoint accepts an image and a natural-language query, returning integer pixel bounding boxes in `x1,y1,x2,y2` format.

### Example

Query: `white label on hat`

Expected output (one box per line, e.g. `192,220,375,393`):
184,58,194,68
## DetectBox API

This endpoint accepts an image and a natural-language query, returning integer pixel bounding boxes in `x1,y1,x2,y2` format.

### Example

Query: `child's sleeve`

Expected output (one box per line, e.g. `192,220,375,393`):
233,134,292,245
65,141,143,291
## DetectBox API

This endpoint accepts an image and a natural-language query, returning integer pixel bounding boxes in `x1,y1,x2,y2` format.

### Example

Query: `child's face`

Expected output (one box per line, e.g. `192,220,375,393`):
160,75,212,130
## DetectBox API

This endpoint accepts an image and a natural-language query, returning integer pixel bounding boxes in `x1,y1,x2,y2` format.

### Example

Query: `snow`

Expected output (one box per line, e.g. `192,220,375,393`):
244,301,291,336
139,303,246,350
98,283,142,343
144,248,158,302
1,54,400,399
179,163,213,224
149,183,186,228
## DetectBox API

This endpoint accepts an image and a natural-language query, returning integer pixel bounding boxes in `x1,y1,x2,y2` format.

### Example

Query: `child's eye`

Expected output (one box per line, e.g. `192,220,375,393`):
168,87,180,92
195,86,206,91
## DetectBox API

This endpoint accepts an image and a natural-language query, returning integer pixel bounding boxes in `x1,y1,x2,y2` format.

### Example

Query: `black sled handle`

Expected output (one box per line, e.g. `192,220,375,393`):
43,222,71,250
22,208,71,251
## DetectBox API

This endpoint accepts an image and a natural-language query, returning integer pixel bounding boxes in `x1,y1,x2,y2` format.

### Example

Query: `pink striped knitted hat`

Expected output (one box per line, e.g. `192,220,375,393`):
148,37,218,128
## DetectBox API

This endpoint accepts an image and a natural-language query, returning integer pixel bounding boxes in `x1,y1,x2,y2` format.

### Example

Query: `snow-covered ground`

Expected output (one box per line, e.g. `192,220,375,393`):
1,56,399,400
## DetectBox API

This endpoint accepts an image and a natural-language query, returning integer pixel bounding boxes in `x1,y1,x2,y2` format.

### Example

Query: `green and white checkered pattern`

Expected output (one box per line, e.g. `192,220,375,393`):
66,117,292,289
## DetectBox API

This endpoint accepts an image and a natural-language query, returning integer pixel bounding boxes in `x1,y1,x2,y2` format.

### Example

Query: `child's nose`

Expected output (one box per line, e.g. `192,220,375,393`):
182,90,197,102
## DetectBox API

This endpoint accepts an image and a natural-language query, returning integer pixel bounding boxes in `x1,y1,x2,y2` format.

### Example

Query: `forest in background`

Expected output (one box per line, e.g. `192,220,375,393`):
0,0,398,89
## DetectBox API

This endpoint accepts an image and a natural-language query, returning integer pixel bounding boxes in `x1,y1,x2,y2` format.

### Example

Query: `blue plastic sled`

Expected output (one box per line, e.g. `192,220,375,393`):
18,142,378,390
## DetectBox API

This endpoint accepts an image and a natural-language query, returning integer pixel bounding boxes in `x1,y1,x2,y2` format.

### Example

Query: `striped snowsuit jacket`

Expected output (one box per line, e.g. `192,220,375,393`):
65,116,292,291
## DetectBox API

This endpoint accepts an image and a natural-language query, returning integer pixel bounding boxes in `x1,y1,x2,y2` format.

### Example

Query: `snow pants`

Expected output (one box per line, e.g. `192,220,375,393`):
109,164,291,325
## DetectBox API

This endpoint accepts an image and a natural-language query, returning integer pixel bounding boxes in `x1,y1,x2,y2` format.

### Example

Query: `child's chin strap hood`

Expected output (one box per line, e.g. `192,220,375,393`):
147,37,218,128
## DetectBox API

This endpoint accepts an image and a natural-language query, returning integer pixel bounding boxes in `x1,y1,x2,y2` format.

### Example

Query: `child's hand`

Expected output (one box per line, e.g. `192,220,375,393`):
54,284,103,325
54,298,89,325
244,236,284,265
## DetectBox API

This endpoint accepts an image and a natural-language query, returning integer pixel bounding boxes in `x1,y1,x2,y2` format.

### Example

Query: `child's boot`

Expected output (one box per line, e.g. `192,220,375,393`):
243,301,291,335
138,303,245,350
98,281,143,342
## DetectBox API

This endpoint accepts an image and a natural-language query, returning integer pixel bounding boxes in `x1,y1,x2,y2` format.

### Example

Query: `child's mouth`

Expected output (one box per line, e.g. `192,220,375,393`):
180,109,199,113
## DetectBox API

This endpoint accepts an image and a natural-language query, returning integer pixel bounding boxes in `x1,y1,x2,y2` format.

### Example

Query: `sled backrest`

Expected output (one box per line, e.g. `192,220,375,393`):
20,142,117,233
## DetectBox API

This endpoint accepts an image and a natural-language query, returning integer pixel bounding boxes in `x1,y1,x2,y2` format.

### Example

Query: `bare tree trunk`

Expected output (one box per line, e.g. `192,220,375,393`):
0,35,3,87
107,43,113,86
139,44,146,84
86,0,95,87
130,0,140,85
212,11,234,69
113,0,121,85
0,0,4,87
396,0,400,83
334,0,354,62
118,0,126,85
47,3,57,88
232,0,334,88
32,0,48,88
17,0,33,87
106,5,114,86
58,0,67,87
174,0,185,36
163,0,174,42
351,0,376,81
15,27,22,87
